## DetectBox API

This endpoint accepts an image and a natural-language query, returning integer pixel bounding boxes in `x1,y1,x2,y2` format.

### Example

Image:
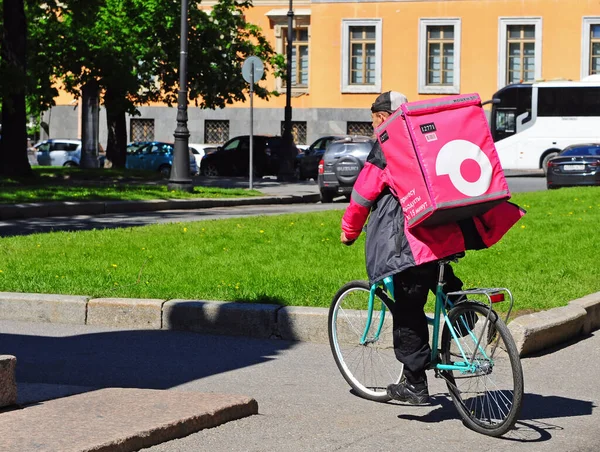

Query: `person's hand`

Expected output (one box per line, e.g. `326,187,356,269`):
340,231,356,246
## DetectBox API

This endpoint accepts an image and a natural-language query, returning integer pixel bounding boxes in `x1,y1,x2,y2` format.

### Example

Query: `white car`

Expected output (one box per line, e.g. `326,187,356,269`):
35,139,82,166
189,143,219,170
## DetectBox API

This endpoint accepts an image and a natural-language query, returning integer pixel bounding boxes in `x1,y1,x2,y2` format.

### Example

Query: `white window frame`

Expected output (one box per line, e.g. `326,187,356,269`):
418,18,461,95
268,9,311,94
274,24,311,93
581,17,600,79
498,17,543,89
341,18,382,94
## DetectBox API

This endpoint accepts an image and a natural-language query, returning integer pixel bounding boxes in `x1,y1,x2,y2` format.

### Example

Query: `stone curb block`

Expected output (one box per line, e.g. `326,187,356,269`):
0,388,258,452
46,201,106,217
0,292,88,324
277,306,330,343
87,298,165,329
104,199,174,214
508,304,587,357
163,300,279,339
0,203,49,220
0,194,319,221
0,205,19,220
0,355,17,408
569,292,600,334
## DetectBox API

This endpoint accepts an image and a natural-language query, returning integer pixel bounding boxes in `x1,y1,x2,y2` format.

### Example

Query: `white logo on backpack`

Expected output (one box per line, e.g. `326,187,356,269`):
435,139,493,197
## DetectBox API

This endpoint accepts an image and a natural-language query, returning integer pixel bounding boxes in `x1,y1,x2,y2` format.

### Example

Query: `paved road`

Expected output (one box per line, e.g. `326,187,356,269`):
0,175,544,238
2,319,597,452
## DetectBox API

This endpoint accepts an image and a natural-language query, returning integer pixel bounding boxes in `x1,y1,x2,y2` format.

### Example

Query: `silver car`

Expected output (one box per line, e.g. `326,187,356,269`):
317,136,375,202
35,139,82,167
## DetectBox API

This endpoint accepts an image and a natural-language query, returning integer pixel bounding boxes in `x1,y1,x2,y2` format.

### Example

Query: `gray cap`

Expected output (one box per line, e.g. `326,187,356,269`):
371,91,408,113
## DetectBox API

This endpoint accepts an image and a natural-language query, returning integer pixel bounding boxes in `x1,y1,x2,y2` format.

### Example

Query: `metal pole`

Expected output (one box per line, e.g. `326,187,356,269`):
284,0,293,135
278,0,295,181
168,0,193,192
249,63,254,190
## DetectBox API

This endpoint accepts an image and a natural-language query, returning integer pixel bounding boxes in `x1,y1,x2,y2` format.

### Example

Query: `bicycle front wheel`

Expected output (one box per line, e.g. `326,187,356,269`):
328,280,403,402
441,301,524,437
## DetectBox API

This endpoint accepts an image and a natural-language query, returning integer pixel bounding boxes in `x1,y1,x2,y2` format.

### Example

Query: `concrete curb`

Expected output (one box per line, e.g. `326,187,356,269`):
0,355,17,408
508,292,600,356
1,291,599,357
0,193,321,221
0,388,258,452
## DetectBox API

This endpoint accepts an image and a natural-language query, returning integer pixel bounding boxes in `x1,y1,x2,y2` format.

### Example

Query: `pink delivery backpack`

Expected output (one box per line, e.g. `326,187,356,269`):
375,93,510,228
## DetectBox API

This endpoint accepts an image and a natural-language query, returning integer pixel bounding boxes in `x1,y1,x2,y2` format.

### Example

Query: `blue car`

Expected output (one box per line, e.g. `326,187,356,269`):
126,141,198,177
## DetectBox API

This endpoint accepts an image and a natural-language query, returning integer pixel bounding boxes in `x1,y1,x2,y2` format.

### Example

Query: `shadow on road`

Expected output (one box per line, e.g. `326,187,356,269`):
395,391,594,442
1,328,295,402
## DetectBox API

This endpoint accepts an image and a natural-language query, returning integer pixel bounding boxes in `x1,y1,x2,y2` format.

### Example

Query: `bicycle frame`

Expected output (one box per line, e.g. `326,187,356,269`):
361,264,515,375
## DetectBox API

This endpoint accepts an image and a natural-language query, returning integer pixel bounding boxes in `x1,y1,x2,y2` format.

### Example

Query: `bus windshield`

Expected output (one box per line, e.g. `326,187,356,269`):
490,85,532,142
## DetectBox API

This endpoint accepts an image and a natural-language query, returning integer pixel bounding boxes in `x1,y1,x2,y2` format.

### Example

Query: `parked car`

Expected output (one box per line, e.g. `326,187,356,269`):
35,139,106,167
546,143,600,189
200,135,296,177
35,139,81,167
189,143,219,170
296,135,360,181
317,136,375,202
126,141,198,177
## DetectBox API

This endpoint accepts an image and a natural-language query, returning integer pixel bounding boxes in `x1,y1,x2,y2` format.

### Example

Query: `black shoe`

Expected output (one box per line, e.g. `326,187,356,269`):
387,380,429,405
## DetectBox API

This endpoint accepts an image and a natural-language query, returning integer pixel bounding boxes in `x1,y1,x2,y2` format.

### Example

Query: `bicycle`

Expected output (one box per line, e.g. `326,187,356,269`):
328,253,524,437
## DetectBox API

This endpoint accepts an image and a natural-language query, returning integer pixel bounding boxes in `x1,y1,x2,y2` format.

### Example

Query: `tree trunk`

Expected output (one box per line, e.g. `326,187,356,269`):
104,87,128,168
80,80,100,168
0,0,31,177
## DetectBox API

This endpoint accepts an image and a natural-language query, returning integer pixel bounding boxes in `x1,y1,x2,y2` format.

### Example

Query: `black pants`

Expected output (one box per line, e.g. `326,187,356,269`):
391,262,463,384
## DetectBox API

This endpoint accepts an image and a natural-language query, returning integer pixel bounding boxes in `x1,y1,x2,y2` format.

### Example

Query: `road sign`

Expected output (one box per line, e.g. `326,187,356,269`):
242,56,264,84
241,56,264,190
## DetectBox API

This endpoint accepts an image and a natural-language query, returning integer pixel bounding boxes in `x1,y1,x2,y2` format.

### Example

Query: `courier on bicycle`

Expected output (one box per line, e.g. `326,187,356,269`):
340,91,525,405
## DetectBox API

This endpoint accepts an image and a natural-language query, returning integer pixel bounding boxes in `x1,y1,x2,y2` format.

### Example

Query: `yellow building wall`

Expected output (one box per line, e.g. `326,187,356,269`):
242,0,600,109
53,0,600,109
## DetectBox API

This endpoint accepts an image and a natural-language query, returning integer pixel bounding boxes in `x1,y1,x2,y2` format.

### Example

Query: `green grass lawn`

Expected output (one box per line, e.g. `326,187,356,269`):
0,167,261,203
0,186,598,316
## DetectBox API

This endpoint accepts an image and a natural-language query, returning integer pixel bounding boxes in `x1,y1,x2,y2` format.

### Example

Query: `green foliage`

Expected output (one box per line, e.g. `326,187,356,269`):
25,0,62,115
44,0,283,113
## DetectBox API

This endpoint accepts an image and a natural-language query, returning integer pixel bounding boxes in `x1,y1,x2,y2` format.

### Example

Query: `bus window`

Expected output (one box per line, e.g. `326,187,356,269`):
538,87,600,116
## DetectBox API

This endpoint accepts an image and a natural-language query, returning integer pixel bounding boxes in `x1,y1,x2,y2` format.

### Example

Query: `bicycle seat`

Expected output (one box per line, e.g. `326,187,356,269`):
440,252,465,264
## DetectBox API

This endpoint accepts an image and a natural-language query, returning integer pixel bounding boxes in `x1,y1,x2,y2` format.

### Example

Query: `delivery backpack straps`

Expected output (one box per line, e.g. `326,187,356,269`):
374,93,511,229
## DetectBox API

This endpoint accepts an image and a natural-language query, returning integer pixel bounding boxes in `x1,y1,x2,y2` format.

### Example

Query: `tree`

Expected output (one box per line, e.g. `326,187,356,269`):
0,0,64,177
0,0,30,177
53,0,282,168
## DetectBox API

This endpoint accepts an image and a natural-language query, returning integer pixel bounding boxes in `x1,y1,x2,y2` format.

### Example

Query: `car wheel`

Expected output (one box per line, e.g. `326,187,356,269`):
158,164,171,178
320,189,335,203
202,163,220,177
63,161,78,167
334,156,363,185
541,151,559,176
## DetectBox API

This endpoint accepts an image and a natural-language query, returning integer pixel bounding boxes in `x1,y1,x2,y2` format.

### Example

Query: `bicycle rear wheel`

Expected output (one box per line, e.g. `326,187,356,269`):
441,301,524,437
328,280,403,402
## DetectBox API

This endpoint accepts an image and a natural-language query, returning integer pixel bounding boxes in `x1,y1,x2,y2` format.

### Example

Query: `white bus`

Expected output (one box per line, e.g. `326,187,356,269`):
485,76,600,173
